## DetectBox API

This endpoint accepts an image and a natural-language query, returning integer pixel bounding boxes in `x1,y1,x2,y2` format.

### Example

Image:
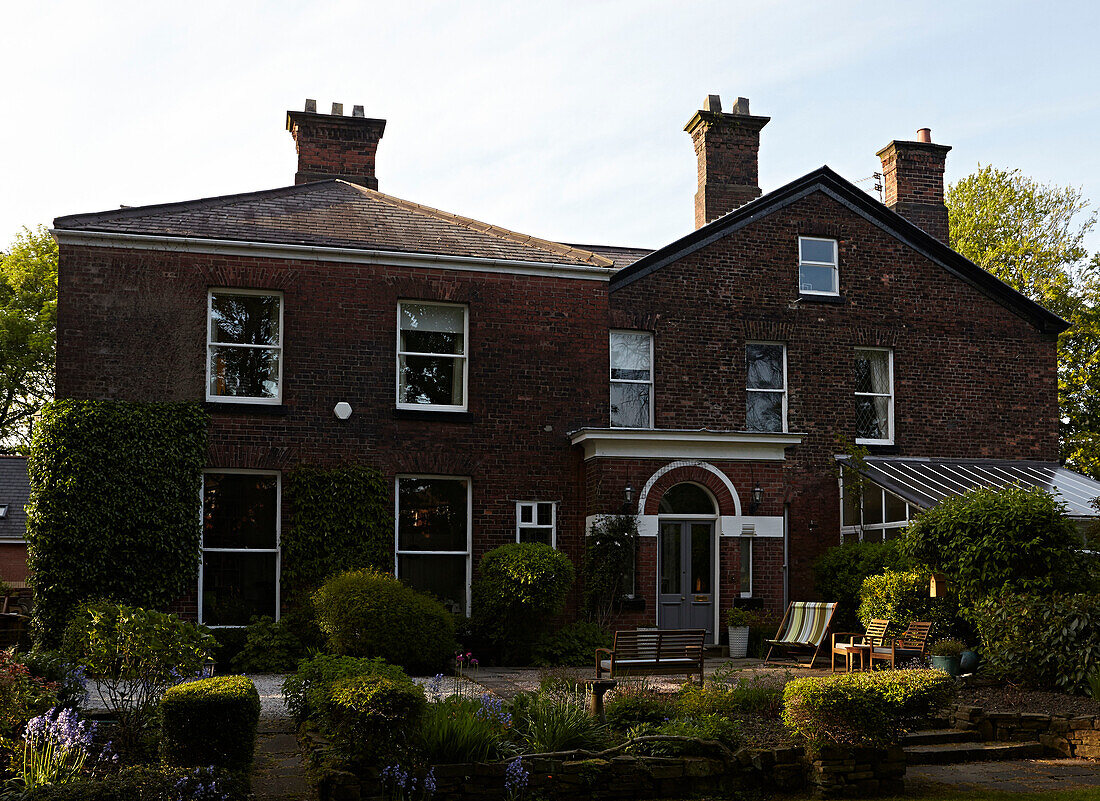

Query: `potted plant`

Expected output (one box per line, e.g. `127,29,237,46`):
930,638,965,677
726,607,751,658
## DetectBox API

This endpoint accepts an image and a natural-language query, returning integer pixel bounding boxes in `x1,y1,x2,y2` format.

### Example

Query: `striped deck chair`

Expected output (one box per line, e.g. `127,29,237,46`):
764,601,838,667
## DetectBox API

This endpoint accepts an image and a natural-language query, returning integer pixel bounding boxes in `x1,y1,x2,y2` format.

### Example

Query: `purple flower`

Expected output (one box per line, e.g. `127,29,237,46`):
505,757,529,798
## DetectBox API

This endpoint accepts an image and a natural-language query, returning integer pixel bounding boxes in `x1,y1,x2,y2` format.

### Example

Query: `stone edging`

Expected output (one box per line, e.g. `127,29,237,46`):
948,704,1100,759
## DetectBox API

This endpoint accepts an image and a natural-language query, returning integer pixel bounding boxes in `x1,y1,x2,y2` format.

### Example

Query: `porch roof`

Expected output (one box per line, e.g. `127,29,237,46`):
835,455,1100,519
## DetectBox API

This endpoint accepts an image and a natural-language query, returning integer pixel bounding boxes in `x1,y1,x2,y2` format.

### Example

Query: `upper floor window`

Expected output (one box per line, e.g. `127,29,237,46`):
746,342,787,432
516,501,556,546
855,348,894,444
610,331,653,428
207,290,282,403
397,302,468,411
798,237,838,296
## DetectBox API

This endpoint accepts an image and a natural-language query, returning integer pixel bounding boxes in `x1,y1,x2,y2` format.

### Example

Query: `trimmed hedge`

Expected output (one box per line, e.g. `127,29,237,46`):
312,570,455,673
472,543,575,662
160,675,261,772
969,592,1100,695
25,400,208,645
857,569,957,638
532,621,611,667
283,465,392,602
282,654,412,725
782,669,956,748
324,674,426,766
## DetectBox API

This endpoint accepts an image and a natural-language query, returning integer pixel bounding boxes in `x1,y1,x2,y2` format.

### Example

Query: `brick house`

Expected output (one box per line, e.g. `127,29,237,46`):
48,96,1098,641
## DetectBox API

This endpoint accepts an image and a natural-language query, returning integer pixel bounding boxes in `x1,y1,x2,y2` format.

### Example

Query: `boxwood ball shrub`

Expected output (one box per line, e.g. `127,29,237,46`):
25,400,208,646
312,570,455,673
782,669,955,749
160,675,261,772
472,543,575,662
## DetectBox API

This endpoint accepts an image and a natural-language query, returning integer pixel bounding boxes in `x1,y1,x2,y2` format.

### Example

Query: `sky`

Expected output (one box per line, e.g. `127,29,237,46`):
3,1,1099,255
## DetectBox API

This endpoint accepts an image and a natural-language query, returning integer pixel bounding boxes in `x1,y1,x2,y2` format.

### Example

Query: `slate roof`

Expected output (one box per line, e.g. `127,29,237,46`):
0,456,29,541
563,243,653,270
610,166,1069,335
53,181,615,269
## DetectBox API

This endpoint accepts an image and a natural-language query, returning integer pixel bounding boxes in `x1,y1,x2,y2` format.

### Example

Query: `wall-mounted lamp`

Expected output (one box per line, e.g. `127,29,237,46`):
748,484,764,514
623,485,635,511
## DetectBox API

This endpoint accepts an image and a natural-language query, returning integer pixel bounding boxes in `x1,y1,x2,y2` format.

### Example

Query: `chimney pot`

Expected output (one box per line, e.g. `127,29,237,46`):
917,127,931,143
353,105,364,118
331,102,343,116
703,94,722,113
876,133,952,243
731,97,751,115
304,98,317,113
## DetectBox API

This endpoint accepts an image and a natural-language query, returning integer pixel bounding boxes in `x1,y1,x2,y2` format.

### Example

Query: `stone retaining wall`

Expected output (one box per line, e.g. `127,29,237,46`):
948,704,1100,759
303,732,906,800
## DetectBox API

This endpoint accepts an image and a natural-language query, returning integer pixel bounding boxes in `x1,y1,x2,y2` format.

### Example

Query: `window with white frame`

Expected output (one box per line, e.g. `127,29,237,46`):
516,502,556,546
207,290,283,402
746,343,786,432
839,468,916,544
610,331,653,428
397,302,468,410
739,538,753,597
200,471,280,627
854,348,894,444
798,237,839,295
396,476,470,614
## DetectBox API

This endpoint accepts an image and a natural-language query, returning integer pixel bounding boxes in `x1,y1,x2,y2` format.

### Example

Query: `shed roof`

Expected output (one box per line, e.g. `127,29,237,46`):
0,456,29,541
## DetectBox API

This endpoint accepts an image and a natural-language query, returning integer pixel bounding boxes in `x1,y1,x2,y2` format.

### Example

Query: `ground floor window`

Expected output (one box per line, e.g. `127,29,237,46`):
396,476,470,614
200,470,280,627
839,468,915,543
740,538,752,597
516,501,556,546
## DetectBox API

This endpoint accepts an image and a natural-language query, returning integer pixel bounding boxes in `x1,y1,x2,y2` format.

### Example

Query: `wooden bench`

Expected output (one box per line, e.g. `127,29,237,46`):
595,629,706,683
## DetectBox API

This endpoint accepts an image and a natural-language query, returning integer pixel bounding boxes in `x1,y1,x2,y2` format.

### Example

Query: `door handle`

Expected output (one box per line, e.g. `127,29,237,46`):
680,595,686,601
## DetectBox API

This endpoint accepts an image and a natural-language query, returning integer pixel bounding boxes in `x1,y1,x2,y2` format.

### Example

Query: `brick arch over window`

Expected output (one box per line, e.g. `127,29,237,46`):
639,461,741,516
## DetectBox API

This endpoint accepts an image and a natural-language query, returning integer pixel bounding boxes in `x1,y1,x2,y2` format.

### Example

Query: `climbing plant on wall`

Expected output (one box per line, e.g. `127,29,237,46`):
282,465,393,604
25,400,208,645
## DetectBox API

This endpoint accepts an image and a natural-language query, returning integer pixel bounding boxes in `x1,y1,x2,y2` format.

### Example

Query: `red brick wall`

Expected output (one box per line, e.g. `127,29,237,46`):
0,544,28,584
610,189,1059,601
56,244,610,620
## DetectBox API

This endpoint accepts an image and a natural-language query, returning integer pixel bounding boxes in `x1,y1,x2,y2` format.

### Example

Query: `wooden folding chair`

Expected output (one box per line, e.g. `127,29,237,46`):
764,601,838,667
869,621,933,669
831,618,889,672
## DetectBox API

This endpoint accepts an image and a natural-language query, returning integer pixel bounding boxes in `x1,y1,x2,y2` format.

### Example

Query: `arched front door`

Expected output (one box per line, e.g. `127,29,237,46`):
657,483,716,641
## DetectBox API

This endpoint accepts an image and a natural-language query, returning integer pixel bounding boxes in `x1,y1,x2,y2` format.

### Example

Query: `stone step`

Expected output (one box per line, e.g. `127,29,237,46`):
901,728,982,746
905,741,1046,765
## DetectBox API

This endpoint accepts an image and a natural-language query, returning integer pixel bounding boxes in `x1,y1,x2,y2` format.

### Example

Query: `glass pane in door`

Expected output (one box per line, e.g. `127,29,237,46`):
660,523,681,594
690,523,711,594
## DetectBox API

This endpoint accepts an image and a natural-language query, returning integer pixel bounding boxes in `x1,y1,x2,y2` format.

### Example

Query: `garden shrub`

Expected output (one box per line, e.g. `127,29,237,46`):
900,486,1092,606
625,714,740,755
583,515,636,626
25,400,208,646
532,622,611,667
782,669,955,749
312,569,455,673
605,683,677,730
283,465,392,603
678,669,787,718
229,616,307,673
324,674,426,766
813,541,907,631
0,650,59,774
62,602,215,759
282,654,410,725
471,543,575,662
160,675,261,772
17,650,87,709
968,592,1100,695
23,766,248,801
417,694,512,764
857,569,956,637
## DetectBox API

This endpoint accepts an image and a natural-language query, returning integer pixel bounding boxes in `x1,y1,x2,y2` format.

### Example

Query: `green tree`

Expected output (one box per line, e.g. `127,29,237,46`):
0,226,57,451
946,167,1099,476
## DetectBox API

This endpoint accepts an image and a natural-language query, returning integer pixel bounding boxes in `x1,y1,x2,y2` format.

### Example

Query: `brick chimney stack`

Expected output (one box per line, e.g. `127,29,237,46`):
684,95,770,229
876,130,952,244
286,99,387,189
